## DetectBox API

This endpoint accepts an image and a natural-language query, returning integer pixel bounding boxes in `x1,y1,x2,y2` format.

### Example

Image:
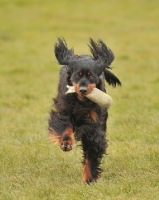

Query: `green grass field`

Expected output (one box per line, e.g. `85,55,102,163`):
0,0,159,199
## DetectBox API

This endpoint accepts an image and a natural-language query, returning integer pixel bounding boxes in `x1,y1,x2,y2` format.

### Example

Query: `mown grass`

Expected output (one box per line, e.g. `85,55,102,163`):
0,0,159,199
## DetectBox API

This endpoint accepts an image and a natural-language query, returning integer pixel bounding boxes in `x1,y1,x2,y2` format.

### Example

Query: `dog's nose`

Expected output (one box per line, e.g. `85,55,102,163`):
79,86,87,93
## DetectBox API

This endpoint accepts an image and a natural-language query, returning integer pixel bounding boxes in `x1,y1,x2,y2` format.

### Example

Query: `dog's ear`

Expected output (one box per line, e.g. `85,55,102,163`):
89,38,115,70
54,38,75,65
104,69,121,87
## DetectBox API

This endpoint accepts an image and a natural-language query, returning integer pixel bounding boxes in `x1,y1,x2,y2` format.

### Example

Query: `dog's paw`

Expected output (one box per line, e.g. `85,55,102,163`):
60,141,72,151
85,178,94,184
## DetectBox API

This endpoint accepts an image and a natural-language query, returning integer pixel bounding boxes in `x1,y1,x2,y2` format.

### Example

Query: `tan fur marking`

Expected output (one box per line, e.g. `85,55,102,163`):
87,71,91,76
86,83,96,94
82,159,92,183
89,110,97,122
79,71,83,76
72,82,80,95
49,127,74,146
49,128,62,145
63,127,75,146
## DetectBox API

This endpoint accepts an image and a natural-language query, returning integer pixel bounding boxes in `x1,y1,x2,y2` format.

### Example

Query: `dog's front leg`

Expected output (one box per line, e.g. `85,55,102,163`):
60,127,74,151
48,111,74,151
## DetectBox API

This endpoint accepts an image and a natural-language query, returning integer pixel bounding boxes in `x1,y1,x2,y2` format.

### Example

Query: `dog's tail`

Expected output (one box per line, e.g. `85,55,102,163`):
104,69,121,87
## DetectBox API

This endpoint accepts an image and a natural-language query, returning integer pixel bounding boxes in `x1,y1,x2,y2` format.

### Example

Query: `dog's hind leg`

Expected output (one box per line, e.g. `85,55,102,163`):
48,111,74,151
81,131,107,184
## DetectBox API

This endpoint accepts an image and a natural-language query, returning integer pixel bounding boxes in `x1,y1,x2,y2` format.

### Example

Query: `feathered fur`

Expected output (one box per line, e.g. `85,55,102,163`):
54,38,75,65
89,38,115,68
48,38,121,184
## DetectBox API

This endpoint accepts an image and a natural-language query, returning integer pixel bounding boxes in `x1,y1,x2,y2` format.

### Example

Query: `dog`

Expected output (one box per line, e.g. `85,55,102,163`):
48,38,121,184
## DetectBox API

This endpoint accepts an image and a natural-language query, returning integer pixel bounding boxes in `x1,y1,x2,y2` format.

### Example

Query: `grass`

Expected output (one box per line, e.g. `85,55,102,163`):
0,0,159,199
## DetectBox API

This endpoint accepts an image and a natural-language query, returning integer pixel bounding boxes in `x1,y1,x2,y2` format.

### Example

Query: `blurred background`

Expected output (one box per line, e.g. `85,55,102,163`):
0,0,159,199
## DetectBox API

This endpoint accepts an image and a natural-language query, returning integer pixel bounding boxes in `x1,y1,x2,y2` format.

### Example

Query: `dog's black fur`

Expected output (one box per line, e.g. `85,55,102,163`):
48,38,121,184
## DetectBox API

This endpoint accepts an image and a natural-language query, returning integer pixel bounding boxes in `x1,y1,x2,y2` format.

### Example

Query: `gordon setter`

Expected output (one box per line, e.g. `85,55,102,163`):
48,38,121,184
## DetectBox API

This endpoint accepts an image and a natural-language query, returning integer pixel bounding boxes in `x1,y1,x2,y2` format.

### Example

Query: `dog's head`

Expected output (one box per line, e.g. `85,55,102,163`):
54,38,121,100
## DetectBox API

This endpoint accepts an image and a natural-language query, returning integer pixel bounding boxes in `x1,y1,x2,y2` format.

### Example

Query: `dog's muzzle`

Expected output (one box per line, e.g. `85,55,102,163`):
79,86,87,94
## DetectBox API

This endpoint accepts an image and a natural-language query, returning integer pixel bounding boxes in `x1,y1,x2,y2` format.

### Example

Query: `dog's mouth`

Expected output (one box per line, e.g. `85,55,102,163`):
77,93,87,101
74,85,88,101
72,84,90,101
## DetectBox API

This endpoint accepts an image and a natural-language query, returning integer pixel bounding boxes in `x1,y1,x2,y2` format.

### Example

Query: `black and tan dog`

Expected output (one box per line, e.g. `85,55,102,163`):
48,38,121,184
